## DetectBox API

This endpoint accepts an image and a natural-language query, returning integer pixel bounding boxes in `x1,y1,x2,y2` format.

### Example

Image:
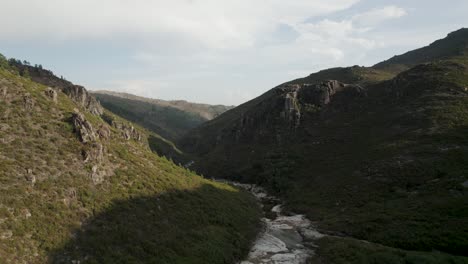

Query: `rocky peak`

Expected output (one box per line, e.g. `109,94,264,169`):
9,62,103,115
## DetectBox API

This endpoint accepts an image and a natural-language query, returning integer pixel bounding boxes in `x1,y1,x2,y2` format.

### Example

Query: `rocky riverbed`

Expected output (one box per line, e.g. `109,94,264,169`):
230,183,326,264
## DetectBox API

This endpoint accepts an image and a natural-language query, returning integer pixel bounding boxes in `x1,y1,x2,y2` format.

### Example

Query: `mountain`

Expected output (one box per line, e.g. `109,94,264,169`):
0,56,260,263
91,90,234,141
179,29,468,262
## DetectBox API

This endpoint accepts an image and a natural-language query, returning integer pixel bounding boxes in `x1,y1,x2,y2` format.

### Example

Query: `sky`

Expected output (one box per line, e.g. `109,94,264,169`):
0,0,467,105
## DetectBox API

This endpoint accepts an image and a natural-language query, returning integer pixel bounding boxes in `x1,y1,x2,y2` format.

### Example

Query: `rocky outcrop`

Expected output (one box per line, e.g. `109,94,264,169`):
279,84,302,128
44,87,58,103
23,93,35,111
1,86,7,98
70,109,110,184
90,165,106,185
8,62,103,115
64,85,103,115
298,80,364,107
112,121,142,141
72,110,96,143
96,125,111,140
83,142,105,163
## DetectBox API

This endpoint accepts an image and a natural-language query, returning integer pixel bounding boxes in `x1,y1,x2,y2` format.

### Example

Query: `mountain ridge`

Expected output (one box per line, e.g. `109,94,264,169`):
178,28,468,262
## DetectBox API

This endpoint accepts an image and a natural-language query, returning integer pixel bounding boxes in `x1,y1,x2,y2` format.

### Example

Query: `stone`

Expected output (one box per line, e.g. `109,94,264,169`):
44,87,58,103
0,86,7,98
90,165,105,184
64,85,103,115
23,93,34,111
97,125,111,140
112,121,142,141
71,110,96,143
25,169,36,184
83,143,104,163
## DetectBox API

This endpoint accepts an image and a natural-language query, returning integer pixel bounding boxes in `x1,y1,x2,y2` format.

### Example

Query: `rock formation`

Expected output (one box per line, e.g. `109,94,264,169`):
44,87,58,103
64,85,103,115
71,110,96,143
8,62,103,115
23,93,34,111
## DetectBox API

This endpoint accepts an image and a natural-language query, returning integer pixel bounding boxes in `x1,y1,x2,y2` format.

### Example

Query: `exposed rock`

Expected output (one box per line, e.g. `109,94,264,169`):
96,125,111,140
83,142,104,163
44,87,58,103
7,62,103,115
72,110,96,143
280,84,302,128
231,182,323,264
23,93,35,111
90,165,106,185
65,85,103,115
1,86,7,98
25,169,36,185
299,80,364,107
111,121,142,141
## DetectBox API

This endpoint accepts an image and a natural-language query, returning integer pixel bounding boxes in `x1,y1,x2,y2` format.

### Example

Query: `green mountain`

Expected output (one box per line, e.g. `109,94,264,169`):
0,56,260,263
92,90,234,141
179,29,468,262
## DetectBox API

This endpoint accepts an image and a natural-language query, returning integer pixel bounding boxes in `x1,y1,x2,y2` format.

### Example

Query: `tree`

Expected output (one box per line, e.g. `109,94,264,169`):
22,68,30,79
0,53,8,69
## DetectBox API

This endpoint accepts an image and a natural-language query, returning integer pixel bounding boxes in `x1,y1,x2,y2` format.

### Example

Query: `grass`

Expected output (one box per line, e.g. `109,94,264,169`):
178,38,468,262
0,67,261,263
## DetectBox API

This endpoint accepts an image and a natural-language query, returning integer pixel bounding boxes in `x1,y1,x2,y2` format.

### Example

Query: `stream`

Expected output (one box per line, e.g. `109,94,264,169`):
229,183,326,264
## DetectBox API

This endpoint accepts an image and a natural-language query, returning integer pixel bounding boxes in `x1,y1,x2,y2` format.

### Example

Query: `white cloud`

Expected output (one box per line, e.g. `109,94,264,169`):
0,1,415,105
0,0,359,49
352,6,407,27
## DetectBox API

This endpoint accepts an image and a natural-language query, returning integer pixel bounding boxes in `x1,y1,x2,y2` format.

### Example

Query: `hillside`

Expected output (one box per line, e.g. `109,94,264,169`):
179,29,468,262
92,91,233,141
0,56,260,263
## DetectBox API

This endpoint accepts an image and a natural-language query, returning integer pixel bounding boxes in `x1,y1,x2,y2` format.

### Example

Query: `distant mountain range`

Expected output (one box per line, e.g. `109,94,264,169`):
178,28,468,262
91,90,234,141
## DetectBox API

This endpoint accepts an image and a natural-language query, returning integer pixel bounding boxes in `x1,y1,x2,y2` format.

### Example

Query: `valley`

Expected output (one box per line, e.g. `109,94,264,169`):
1,26,468,264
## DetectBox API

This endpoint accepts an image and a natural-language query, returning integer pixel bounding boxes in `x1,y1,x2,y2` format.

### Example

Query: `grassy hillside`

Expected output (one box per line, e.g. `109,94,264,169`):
0,60,260,263
93,91,233,141
179,29,468,262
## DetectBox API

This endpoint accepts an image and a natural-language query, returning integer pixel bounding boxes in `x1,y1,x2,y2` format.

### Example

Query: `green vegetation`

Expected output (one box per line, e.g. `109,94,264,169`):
311,237,468,264
179,29,468,262
93,91,233,141
0,64,260,263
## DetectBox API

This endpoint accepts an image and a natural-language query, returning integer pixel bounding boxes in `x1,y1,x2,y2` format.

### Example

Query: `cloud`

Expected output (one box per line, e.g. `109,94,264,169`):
352,6,407,27
0,0,359,49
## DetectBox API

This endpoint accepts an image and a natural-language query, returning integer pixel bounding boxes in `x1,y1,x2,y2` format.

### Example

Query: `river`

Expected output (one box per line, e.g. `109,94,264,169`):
228,183,326,264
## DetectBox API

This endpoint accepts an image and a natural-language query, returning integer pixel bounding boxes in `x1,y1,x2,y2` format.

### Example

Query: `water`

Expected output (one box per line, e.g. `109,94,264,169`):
230,183,326,264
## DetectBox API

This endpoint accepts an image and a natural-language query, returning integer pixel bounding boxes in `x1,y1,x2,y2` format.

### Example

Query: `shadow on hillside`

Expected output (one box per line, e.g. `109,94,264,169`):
49,184,259,264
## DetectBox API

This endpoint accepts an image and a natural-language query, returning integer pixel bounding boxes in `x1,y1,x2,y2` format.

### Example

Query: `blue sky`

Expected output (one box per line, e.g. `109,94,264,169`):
1,0,467,105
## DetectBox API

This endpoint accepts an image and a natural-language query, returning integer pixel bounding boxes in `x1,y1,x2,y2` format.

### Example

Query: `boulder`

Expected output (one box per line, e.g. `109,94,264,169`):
71,110,96,143
96,125,111,140
44,87,58,103
64,85,103,115
1,86,6,98
23,93,34,111
83,142,104,163
90,165,106,185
